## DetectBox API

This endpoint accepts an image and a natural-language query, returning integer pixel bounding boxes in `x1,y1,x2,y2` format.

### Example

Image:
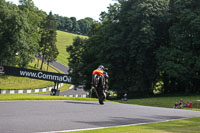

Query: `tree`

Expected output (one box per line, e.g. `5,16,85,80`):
157,0,200,93
54,14,65,31
67,0,170,97
0,0,42,67
0,0,19,66
67,0,200,96
54,14,97,35
17,0,44,67
99,0,169,96
39,12,58,70
78,17,96,35
70,17,80,34
63,17,73,32
46,43,59,71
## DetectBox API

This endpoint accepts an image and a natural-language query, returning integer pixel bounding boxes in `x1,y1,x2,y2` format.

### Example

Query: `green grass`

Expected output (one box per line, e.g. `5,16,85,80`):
0,94,97,101
114,95,200,110
0,31,86,90
0,58,59,90
56,30,87,67
0,75,54,89
68,117,200,133
33,84,72,95
58,83,71,92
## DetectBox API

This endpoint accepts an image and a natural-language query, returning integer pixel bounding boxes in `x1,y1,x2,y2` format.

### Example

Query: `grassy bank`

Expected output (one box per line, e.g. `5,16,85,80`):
56,30,87,66
114,95,200,110
0,76,53,89
0,31,85,90
69,117,200,133
0,59,58,90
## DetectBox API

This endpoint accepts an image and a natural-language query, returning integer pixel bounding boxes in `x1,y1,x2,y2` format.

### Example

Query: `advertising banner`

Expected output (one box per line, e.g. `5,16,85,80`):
1,66,72,84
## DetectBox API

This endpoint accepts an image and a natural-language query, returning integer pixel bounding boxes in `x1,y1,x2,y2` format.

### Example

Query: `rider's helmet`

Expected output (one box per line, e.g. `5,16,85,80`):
98,65,104,70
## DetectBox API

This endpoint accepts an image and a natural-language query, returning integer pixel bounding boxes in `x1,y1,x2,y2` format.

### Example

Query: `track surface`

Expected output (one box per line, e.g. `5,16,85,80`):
50,61,69,74
1,100,200,133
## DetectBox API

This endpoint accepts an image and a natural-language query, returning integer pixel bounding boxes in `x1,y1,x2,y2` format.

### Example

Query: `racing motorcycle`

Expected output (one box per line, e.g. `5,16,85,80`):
93,72,108,105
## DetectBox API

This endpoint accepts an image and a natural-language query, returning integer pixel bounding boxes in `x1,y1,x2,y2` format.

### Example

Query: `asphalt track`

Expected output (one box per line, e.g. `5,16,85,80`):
1,100,200,133
50,61,69,74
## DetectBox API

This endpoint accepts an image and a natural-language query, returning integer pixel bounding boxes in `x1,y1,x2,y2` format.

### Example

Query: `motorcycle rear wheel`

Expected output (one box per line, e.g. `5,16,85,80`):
99,97,104,105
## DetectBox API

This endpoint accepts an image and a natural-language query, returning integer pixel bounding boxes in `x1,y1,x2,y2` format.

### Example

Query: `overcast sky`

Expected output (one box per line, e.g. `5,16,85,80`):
6,0,117,20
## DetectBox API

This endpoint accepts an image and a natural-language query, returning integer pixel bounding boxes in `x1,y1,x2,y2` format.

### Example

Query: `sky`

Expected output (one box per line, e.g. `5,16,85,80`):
6,0,117,21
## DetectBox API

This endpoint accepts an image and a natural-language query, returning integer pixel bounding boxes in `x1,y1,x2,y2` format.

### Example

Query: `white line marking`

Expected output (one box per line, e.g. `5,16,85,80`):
37,117,191,133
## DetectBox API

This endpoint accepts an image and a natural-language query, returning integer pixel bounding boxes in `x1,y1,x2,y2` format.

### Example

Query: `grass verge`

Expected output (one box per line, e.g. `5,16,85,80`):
114,95,200,111
0,75,54,89
37,84,71,94
68,117,200,133
0,94,97,101
0,58,62,90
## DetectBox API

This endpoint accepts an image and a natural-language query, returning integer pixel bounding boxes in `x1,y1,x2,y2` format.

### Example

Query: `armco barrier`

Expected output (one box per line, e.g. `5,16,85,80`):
0,83,63,94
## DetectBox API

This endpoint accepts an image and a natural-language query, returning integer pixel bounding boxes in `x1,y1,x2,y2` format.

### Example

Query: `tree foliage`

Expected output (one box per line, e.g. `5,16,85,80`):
0,0,42,67
39,12,58,70
67,0,200,97
17,0,44,67
0,0,58,69
54,14,97,35
157,0,200,93
0,0,19,66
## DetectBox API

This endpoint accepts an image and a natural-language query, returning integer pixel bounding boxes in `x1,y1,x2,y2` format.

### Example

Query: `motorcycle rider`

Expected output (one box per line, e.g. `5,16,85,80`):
92,65,109,89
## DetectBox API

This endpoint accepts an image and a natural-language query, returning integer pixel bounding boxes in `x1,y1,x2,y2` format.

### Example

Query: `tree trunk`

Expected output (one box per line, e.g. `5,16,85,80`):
40,55,45,70
37,58,40,68
47,61,49,71
40,46,47,70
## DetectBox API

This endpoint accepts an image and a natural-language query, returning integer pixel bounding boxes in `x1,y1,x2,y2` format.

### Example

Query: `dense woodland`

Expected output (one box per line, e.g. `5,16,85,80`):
0,0,95,70
1,0,200,97
0,0,58,69
67,0,200,97
54,15,96,35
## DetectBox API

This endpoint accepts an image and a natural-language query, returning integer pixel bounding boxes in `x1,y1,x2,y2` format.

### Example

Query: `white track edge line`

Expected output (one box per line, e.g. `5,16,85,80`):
37,117,191,133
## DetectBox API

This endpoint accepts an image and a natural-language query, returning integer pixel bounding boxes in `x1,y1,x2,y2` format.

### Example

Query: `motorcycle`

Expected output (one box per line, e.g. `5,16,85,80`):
93,74,107,105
